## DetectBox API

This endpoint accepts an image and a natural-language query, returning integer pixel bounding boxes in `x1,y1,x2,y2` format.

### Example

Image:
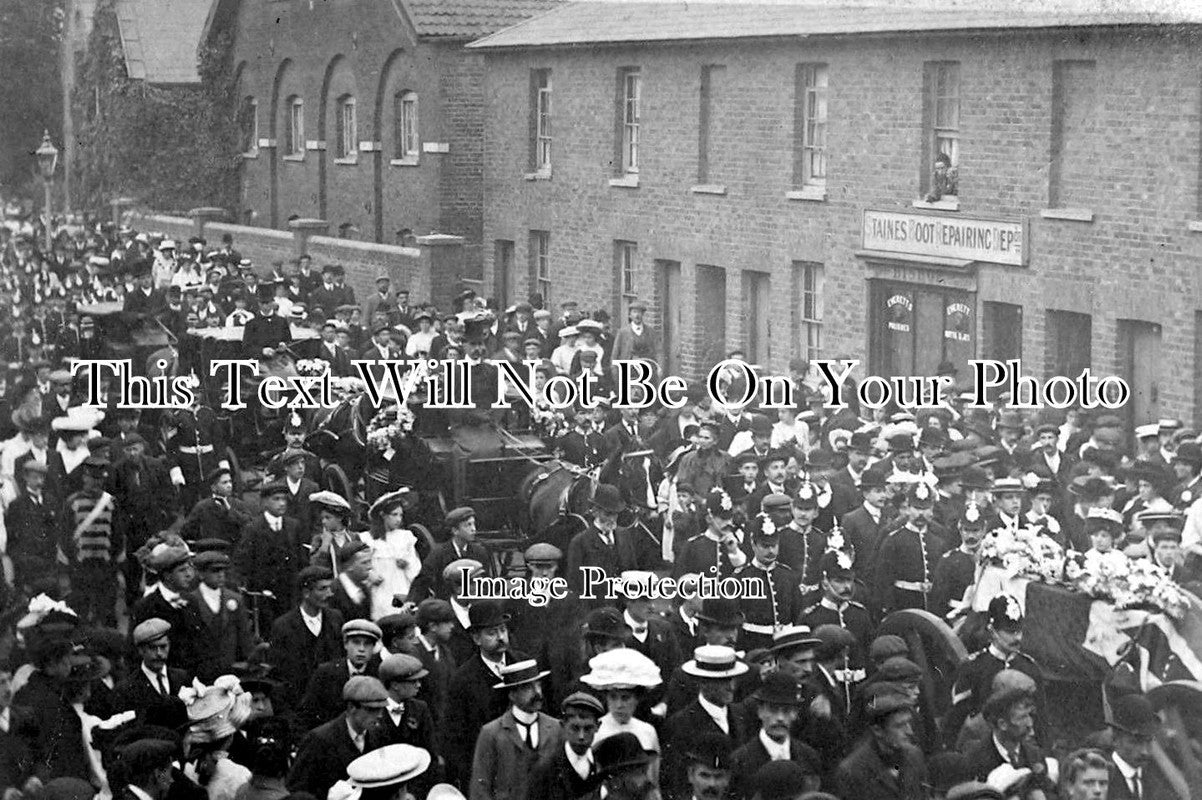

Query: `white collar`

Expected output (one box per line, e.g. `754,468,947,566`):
263,510,282,529
199,583,222,612
820,596,846,612
511,706,538,726
451,598,471,629
697,694,728,726
286,476,301,492
565,742,593,778
0,707,9,732
1112,752,1140,781
387,697,405,718
159,584,185,607
140,662,168,688
624,609,648,639
300,605,322,624
345,718,366,749
759,728,790,760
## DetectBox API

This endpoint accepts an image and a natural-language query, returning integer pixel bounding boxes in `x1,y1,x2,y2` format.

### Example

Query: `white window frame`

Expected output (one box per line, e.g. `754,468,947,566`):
801,64,828,188
932,62,960,181
535,71,552,173
336,96,357,163
798,261,823,361
286,96,304,159
621,70,641,174
394,90,419,163
531,231,551,302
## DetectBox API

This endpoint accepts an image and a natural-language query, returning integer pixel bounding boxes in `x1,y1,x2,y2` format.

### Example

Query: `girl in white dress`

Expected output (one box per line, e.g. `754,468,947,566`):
368,487,422,620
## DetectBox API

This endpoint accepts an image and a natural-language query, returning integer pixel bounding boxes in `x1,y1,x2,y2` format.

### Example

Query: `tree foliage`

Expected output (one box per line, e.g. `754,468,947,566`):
0,0,64,195
71,0,240,214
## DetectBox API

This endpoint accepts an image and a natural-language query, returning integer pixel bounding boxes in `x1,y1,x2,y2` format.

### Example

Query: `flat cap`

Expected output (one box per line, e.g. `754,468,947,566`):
342,619,382,642
524,542,563,565
443,557,484,582
378,653,428,684
194,551,231,571
132,617,171,646
561,691,605,717
342,675,388,705
416,598,455,626
297,565,333,588
445,506,476,527
119,739,177,776
377,611,418,640
876,656,924,683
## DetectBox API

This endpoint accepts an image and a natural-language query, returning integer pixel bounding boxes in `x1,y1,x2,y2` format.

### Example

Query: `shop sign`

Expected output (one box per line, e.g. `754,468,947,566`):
863,209,1026,266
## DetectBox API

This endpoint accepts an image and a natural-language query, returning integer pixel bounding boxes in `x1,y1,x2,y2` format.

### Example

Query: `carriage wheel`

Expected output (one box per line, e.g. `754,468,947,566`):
225,447,245,496
324,464,355,504
878,609,970,718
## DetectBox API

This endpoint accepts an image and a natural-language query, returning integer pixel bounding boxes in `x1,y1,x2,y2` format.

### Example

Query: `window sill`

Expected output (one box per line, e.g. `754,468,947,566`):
1187,220,1202,233
913,197,959,211
786,186,827,202
691,184,727,196
1040,207,1094,222
333,157,359,166
524,171,552,181
283,154,305,162
241,151,259,160
390,157,420,167
608,175,639,189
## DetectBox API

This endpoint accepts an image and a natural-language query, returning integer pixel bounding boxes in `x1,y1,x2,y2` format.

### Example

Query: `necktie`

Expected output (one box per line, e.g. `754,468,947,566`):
517,720,535,748
157,672,169,696
1132,772,1142,800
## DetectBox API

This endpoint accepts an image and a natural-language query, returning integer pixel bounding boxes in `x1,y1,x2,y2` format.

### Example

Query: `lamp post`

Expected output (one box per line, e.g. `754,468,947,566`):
35,130,59,253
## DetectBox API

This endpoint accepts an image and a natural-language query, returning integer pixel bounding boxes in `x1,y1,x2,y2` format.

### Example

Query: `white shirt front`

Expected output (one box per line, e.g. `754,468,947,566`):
511,706,540,748
697,694,729,734
141,663,171,695
759,729,790,761
565,742,593,779
199,583,222,615
300,606,323,637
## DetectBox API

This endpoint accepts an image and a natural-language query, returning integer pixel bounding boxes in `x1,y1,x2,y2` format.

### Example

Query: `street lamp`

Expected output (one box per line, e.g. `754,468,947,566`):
35,130,59,252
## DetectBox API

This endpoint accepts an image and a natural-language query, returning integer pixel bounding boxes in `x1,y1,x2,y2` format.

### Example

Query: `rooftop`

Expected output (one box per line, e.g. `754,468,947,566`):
405,0,564,39
467,0,1202,49
115,0,213,84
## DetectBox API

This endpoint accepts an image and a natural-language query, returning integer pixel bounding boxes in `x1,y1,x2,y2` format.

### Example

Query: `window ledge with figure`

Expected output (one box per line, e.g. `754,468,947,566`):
913,196,958,211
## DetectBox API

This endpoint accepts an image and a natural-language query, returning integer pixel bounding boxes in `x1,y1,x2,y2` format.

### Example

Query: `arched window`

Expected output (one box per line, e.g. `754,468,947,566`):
336,94,357,161
285,95,304,157
394,90,419,161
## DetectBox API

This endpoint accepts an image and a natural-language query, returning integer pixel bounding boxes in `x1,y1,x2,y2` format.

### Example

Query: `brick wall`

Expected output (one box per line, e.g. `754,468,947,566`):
230,0,485,258
478,28,1202,422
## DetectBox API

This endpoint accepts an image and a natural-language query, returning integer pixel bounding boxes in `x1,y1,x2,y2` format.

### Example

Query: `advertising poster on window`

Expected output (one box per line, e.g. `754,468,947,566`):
884,290,914,377
944,298,974,374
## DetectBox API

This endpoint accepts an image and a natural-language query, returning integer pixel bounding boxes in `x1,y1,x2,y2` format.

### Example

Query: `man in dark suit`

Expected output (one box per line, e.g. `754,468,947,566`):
189,550,255,681
730,673,821,799
130,545,208,673
408,507,493,602
403,598,457,725
180,466,254,546
964,685,1056,796
839,468,892,601
279,451,320,535
269,566,346,708
5,460,57,587
834,692,927,800
123,270,166,316
115,738,177,800
308,322,354,377
112,618,190,727
1105,694,1175,800
566,485,656,595
529,692,604,800
287,676,388,799
306,265,356,318
243,297,293,358
442,600,530,791
236,481,307,630
662,646,753,800
370,654,436,752
619,576,681,711
297,619,383,731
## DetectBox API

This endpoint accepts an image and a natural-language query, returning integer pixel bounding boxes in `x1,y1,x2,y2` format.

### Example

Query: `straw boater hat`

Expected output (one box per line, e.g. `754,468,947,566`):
492,659,551,691
681,645,749,680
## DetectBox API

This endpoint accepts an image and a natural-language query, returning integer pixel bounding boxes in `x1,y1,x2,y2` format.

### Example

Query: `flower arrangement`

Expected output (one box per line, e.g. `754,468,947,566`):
295,358,329,377
529,402,568,440
366,404,416,454
978,525,1065,583
1065,550,1190,619
329,376,366,402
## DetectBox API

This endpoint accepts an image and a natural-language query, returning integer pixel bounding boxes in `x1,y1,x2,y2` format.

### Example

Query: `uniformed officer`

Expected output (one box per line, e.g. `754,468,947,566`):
930,502,987,622
673,488,749,579
874,482,950,614
734,513,800,651
166,389,229,512
778,483,827,596
798,549,872,684
944,594,1045,747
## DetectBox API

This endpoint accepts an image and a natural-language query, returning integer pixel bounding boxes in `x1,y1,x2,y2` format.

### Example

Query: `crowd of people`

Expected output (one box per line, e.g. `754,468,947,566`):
0,213,1199,800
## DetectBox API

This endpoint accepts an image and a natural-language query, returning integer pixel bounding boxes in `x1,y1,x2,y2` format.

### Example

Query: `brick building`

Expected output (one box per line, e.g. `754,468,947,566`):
469,4,1202,426
215,0,558,263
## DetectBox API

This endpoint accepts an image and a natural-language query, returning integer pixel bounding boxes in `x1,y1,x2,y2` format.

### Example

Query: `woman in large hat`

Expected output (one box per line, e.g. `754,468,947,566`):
367,487,423,619
180,676,255,800
581,647,663,783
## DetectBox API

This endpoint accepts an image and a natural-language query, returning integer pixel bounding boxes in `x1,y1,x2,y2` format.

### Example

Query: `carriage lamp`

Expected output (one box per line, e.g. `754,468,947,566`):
35,130,59,252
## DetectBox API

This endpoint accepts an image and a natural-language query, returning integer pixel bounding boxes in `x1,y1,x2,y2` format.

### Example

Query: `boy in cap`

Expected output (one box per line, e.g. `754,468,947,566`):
189,547,254,680
408,507,493,602
529,692,604,800
371,653,436,777
331,540,377,623
298,619,384,731
835,690,926,800
472,660,562,800
287,675,388,799
409,598,456,723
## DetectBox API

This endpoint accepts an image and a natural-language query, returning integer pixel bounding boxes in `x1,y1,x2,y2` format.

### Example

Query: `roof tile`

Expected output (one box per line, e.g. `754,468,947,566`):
406,0,563,39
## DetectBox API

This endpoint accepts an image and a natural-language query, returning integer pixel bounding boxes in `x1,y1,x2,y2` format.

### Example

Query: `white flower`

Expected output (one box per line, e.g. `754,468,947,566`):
760,516,776,536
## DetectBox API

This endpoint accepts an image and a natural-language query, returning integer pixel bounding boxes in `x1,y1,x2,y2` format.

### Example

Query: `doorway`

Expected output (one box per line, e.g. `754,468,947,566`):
1117,319,1161,428
657,260,682,377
